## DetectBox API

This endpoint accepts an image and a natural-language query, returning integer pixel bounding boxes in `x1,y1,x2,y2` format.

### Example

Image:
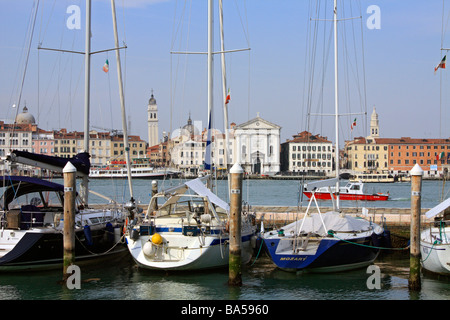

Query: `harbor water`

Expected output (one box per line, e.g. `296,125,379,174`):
1,178,450,302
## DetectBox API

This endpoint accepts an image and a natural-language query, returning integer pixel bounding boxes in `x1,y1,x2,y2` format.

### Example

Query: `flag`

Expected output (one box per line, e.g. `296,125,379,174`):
437,152,445,161
103,59,109,73
225,88,231,104
351,118,357,131
435,55,446,73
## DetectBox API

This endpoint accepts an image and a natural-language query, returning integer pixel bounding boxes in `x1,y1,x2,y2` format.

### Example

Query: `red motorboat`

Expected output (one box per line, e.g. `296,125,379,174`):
303,180,389,201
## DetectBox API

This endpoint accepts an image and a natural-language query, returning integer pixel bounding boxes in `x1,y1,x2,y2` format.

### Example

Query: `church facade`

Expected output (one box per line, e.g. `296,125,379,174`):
232,113,281,175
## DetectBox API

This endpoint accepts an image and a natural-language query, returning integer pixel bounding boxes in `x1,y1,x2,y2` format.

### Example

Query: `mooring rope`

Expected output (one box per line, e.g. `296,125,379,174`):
327,230,410,251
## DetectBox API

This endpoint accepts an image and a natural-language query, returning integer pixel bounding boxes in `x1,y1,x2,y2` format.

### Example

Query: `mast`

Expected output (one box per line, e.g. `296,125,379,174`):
81,0,91,206
111,0,134,202
219,0,230,171
205,0,214,178
333,0,340,211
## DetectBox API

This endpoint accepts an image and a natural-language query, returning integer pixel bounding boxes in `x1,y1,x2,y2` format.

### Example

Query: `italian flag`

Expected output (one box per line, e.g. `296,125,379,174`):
225,88,231,104
351,118,357,131
103,59,109,73
435,55,446,73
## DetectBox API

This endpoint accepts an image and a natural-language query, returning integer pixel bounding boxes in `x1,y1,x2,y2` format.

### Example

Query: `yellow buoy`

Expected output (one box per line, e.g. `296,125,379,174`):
151,233,163,245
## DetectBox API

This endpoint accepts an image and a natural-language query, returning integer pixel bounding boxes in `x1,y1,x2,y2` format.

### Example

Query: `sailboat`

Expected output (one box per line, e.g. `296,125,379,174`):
0,0,134,271
261,0,386,272
419,3,450,277
420,198,450,275
125,0,257,271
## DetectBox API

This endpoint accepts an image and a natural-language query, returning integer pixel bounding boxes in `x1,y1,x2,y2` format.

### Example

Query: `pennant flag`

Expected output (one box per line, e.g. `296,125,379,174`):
225,88,231,104
434,55,446,73
351,118,357,131
103,59,109,73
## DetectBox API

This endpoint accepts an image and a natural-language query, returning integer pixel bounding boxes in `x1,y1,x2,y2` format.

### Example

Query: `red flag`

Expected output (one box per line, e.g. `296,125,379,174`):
435,55,446,73
351,118,357,131
225,88,231,104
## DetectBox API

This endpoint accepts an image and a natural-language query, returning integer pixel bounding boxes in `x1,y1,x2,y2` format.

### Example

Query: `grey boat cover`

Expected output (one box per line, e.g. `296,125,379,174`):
275,211,380,238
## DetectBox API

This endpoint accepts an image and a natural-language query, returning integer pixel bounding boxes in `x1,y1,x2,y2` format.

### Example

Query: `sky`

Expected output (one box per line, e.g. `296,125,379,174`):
0,0,449,147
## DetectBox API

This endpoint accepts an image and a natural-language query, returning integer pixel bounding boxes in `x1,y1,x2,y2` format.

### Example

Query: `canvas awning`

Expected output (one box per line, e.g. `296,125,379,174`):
425,197,450,219
185,178,230,212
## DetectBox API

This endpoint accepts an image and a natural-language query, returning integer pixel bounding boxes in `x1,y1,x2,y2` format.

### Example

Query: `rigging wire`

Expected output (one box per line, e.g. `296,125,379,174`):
8,0,40,151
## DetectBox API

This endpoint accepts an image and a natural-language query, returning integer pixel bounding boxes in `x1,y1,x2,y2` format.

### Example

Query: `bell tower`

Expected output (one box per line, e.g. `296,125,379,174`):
147,89,159,147
370,106,379,138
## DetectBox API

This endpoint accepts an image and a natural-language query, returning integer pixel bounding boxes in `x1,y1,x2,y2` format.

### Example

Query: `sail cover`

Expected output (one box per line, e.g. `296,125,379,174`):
185,178,230,212
7,150,90,176
425,197,450,219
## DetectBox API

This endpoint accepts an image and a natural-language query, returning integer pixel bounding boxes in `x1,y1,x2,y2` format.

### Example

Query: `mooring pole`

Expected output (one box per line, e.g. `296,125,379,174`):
229,163,243,286
63,162,77,284
409,163,423,291
151,180,158,211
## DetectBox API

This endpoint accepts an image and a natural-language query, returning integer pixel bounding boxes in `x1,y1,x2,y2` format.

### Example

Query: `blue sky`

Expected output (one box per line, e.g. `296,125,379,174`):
0,0,448,146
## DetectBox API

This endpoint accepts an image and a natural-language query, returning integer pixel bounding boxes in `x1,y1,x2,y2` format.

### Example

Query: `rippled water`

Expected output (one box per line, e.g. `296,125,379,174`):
1,252,449,301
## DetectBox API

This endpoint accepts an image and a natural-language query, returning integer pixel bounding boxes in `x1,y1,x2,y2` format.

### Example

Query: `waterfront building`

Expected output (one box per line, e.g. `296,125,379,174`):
147,91,159,148
280,131,334,176
32,129,54,156
147,132,172,168
53,129,83,159
110,134,146,164
233,113,281,175
87,131,111,166
345,137,389,173
0,121,37,157
345,107,450,178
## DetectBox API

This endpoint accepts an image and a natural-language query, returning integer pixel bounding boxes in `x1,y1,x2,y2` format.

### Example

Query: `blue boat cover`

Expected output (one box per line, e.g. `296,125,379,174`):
0,176,65,210
9,150,90,176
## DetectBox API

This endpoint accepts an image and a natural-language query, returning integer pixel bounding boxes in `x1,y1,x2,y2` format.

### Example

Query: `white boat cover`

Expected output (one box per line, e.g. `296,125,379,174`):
185,178,230,212
425,197,450,219
274,211,379,237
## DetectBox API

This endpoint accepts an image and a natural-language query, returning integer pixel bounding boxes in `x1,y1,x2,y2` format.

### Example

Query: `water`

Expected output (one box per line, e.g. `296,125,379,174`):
1,178,450,302
1,253,449,301
77,177,450,210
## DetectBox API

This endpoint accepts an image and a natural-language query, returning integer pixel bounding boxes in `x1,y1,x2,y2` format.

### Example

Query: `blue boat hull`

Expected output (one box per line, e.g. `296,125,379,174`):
263,235,380,272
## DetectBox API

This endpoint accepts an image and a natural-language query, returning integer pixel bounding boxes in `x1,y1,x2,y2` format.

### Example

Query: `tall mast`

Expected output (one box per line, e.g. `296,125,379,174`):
205,0,214,175
81,0,91,206
333,0,340,211
111,0,134,202
219,0,230,170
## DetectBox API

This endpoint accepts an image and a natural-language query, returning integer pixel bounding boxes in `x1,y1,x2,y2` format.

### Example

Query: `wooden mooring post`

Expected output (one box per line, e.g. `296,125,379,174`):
62,162,77,284
229,163,243,286
151,180,158,211
409,164,423,291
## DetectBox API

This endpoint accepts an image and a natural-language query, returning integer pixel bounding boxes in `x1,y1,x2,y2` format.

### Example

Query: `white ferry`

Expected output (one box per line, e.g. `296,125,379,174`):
90,160,180,179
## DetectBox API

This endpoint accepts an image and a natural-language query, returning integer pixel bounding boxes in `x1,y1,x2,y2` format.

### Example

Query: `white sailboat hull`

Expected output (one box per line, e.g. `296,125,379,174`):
420,227,450,275
126,228,255,271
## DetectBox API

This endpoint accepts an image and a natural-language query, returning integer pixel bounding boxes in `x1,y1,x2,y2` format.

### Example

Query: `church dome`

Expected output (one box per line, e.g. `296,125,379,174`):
182,114,199,136
15,106,36,124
